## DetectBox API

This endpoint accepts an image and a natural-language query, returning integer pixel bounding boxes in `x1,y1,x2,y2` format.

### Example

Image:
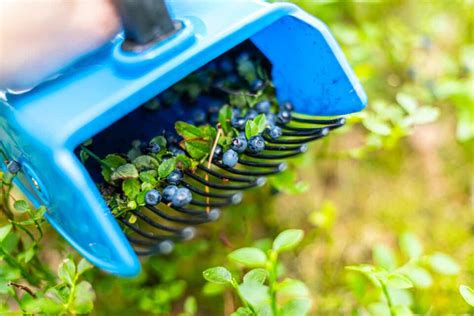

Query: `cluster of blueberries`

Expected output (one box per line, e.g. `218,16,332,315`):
215,100,293,168
144,169,192,208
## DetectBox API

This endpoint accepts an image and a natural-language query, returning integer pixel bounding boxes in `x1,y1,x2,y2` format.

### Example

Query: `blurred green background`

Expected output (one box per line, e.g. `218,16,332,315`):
1,0,473,315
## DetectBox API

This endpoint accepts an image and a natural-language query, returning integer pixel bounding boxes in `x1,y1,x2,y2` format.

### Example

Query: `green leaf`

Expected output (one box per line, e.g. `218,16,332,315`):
58,259,76,286
280,298,311,316
202,267,233,284
243,268,267,285
175,121,203,139
183,296,197,315
122,179,140,200
278,279,310,299
77,258,93,275
400,266,432,289
228,247,267,267
110,164,138,181
459,285,474,306
373,244,397,271
231,307,254,316
396,92,418,113
71,281,95,314
139,170,158,185
132,155,159,170
185,140,210,160
386,272,413,289
13,200,30,213
391,304,412,316
219,105,233,134
272,229,304,252
363,116,391,136
175,154,193,170
245,120,259,139
345,265,381,287
149,135,167,148
308,200,336,229
402,106,440,126
428,252,460,275
0,224,13,242
237,56,257,83
399,232,423,259
254,114,267,133
202,282,226,296
158,158,176,178
103,154,127,168
238,282,270,307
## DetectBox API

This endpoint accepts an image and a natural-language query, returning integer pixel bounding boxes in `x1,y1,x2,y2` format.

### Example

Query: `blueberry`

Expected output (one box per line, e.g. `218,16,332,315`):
246,109,258,120
248,135,265,153
231,117,247,130
149,143,161,153
277,110,292,124
169,146,185,156
145,189,161,206
163,185,178,202
213,145,223,159
171,187,193,207
222,149,239,168
220,58,234,73
165,133,179,145
7,161,20,174
265,126,282,140
280,101,294,112
231,136,248,153
266,113,277,126
167,169,183,185
255,100,271,113
192,109,207,125
232,108,241,118
251,79,265,92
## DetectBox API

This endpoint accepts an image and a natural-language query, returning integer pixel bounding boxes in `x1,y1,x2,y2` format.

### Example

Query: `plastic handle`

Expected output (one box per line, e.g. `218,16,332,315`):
113,0,177,46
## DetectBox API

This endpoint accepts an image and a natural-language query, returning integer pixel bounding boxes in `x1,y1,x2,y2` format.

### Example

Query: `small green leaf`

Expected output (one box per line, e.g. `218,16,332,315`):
0,224,13,242
175,121,203,139
185,140,210,160
373,244,397,271
428,252,460,275
280,298,311,316
183,296,197,315
396,92,418,113
231,307,253,316
202,282,226,296
77,258,93,275
460,285,474,306
254,114,267,133
272,229,304,252
363,116,391,136
238,282,270,307
132,155,159,170
13,200,30,213
278,279,310,299
58,259,76,285
386,272,413,289
202,267,233,284
219,105,233,134
391,304,412,316
158,158,176,178
345,265,381,287
243,269,267,285
71,281,95,314
149,135,167,148
400,266,433,289
399,232,423,259
228,247,267,267
245,120,259,139
139,170,158,184
122,178,140,200
110,164,138,181
175,154,193,170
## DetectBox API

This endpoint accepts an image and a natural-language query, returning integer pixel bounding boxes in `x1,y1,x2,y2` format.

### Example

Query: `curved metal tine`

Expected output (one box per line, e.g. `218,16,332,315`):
281,122,343,133
244,148,306,160
237,158,283,168
264,144,304,151
197,164,254,183
282,128,326,137
182,181,237,200
189,198,234,208
131,210,182,233
127,235,165,247
168,204,214,215
290,116,346,125
147,205,216,225
263,128,329,145
213,160,284,176
119,217,180,241
184,170,260,190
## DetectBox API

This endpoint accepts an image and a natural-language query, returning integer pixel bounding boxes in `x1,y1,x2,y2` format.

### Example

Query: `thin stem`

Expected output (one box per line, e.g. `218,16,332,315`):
79,146,113,169
381,281,395,316
268,250,279,316
206,125,223,213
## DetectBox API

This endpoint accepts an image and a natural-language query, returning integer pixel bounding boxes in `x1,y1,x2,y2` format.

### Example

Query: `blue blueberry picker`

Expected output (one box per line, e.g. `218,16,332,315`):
0,0,367,276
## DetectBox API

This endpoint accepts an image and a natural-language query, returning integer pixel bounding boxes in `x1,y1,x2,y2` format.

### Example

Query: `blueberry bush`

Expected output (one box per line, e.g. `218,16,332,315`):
1,1,473,315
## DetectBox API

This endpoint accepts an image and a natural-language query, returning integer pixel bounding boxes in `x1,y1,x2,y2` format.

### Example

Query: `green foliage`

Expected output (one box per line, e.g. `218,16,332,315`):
203,229,311,316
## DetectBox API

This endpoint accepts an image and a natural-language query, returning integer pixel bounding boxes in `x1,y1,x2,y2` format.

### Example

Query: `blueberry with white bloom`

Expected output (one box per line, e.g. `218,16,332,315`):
171,188,193,207
222,149,239,168
163,185,178,202
145,189,161,206
231,136,247,153
277,110,291,124
265,126,282,140
167,169,183,185
248,135,265,153
255,100,270,113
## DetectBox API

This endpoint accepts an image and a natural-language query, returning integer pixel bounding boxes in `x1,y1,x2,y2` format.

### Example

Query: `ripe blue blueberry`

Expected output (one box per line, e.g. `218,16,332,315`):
222,149,239,168
167,169,183,185
255,100,270,113
162,185,178,202
231,117,246,130
213,145,223,160
149,143,161,153
171,187,193,207
265,126,282,140
7,161,20,174
169,146,185,156
231,136,247,153
266,113,276,126
145,189,162,206
277,110,292,124
280,101,294,112
251,79,265,92
246,109,258,120
248,135,265,153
